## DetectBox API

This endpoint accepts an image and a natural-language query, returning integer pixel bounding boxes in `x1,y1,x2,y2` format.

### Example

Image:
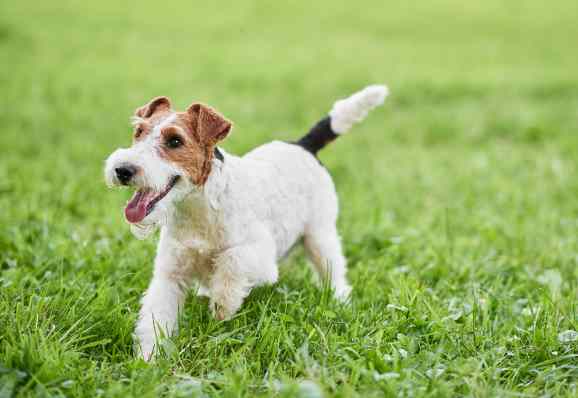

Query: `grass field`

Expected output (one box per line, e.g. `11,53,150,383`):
1,0,578,396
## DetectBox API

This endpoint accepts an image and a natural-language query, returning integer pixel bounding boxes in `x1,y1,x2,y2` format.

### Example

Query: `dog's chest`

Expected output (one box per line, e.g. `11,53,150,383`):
178,233,222,284
167,198,225,281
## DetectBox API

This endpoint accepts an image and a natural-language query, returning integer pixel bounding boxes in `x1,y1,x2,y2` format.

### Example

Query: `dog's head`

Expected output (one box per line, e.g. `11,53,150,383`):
104,96,231,229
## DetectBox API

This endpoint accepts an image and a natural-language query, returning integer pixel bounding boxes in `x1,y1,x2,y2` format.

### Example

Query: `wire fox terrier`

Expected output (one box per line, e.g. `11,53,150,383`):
105,84,388,360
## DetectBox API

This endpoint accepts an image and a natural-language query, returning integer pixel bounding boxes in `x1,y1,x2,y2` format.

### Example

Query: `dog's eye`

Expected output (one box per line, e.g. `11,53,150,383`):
135,127,144,138
166,136,183,149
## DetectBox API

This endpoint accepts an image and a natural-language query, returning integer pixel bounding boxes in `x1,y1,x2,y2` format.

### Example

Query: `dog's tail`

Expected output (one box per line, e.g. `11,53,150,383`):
296,84,388,155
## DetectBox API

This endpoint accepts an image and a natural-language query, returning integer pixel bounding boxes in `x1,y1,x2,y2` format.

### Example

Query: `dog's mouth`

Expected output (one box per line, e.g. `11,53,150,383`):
124,176,180,223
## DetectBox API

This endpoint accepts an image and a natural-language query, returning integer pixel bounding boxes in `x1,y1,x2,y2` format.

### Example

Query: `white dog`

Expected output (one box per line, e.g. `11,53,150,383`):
105,85,388,359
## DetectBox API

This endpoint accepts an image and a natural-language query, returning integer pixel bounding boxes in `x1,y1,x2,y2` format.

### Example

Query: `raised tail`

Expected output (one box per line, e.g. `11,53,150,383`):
296,84,388,155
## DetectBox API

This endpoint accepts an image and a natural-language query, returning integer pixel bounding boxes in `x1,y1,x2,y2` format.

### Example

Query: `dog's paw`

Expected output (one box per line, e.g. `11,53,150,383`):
210,301,229,321
334,284,352,303
135,340,155,362
209,300,238,321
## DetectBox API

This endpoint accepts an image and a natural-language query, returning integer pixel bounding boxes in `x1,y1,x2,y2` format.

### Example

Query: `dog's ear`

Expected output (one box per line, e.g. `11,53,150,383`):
186,103,232,144
135,96,172,118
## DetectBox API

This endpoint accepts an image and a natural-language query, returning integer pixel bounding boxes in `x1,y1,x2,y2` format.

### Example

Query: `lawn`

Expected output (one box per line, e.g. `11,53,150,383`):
1,0,578,396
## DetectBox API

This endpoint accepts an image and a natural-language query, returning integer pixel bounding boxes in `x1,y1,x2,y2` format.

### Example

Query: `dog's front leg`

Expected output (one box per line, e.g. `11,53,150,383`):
135,235,190,361
209,234,278,321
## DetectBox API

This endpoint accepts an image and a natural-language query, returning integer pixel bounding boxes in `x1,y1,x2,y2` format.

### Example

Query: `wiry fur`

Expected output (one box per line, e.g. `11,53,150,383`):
104,85,388,360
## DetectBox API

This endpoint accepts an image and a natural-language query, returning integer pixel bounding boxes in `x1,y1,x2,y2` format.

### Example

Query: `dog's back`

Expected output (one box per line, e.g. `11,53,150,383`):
241,140,338,258
219,85,389,261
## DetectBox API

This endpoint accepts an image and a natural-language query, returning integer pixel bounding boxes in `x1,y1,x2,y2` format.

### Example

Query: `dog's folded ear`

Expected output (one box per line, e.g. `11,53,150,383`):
135,96,172,118
187,103,232,144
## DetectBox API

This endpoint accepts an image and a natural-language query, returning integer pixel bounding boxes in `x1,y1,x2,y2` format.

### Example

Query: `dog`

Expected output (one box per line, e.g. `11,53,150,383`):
104,84,388,360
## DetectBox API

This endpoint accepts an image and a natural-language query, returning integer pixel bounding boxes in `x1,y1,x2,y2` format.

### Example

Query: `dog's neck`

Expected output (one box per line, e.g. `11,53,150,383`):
201,147,231,202
164,148,232,239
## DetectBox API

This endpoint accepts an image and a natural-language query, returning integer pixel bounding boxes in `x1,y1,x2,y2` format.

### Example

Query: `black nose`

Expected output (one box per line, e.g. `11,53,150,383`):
115,166,136,185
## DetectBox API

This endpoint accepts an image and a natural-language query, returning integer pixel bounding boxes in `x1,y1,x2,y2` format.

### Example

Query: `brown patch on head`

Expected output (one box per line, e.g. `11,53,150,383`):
187,103,232,144
132,96,173,141
158,103,232,185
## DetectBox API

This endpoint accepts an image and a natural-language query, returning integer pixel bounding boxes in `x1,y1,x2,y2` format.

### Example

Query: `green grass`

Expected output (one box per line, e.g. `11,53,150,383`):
1,0,578,396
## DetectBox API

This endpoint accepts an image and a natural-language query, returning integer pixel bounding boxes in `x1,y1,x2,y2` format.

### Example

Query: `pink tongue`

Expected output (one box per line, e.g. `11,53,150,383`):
125,189,154,223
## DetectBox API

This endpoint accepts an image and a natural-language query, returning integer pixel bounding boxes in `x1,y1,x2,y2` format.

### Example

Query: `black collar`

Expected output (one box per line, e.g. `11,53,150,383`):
214,147,224,162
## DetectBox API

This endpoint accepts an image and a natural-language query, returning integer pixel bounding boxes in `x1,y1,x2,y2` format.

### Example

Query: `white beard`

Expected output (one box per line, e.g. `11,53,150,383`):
130,222,157,240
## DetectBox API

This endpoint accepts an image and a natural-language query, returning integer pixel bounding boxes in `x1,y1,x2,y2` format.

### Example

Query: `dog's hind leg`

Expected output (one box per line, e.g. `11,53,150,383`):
304,224,352,301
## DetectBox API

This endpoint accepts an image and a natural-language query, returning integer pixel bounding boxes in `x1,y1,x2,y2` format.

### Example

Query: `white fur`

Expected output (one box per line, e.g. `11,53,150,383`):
329,84,388,134
104,85,386,360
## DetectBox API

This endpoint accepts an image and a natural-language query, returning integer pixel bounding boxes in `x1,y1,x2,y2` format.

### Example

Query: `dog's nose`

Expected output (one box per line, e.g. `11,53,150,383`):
115,166,136,185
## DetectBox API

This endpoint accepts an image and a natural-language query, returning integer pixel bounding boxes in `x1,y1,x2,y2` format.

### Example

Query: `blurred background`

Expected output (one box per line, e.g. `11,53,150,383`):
1,0,578,396
2,0,578,250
